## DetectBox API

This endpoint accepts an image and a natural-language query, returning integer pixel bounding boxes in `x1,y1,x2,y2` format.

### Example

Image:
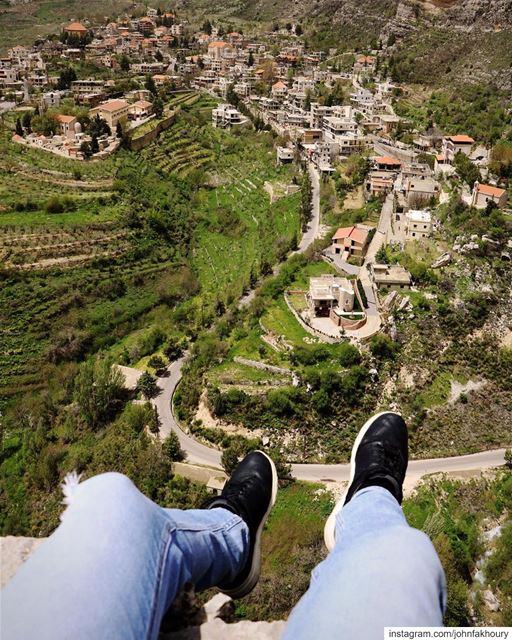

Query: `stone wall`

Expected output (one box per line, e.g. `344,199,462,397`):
129,111,178,151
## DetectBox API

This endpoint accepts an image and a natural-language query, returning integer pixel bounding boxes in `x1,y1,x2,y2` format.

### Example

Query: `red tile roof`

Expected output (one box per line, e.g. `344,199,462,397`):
476,183,506,198
448,135,475,144
65,22,87,32
332,226,368,245
375,156,401,166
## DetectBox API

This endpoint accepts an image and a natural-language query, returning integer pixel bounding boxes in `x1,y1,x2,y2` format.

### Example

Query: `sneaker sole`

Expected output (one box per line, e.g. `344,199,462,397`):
221,451,278,599
323,411,402,552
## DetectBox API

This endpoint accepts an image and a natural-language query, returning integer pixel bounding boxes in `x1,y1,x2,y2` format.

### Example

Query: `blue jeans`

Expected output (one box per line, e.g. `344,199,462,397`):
2,475,446,639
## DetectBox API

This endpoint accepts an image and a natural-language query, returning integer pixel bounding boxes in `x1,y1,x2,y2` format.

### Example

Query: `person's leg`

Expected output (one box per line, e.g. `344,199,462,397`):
284,412,446,640
2,472,249,640
283,486,446,639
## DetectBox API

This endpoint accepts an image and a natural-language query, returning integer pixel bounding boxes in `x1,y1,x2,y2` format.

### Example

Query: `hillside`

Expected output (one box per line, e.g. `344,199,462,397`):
181,0,512,89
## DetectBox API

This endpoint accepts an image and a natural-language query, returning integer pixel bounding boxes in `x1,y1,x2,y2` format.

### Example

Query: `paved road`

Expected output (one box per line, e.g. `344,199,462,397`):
298,164,321,252
154,358,507,487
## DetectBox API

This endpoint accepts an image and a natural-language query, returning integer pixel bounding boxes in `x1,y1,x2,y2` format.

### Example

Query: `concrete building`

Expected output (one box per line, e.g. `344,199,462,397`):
371,264,412,291
404,210,432,239
308,275,355,316
211,103,247,128
442,135,475,163
90,99,130,129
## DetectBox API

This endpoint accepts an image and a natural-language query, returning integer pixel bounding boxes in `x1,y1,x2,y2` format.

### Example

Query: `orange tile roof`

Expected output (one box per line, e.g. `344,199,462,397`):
448,135,475,144
332,226,368,245
208,41,232,48
375,156,401,166
272,81,287,89
436,154,446,161
65,22,88,32
95,99,129,112
476,183,506,198
55,114,76,123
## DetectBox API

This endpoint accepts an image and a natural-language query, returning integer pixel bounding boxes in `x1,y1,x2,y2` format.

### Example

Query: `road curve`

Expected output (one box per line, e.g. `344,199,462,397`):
154,359,507,485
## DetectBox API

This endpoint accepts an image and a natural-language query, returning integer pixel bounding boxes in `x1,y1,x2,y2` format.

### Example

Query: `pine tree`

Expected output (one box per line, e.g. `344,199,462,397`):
15,118,23,136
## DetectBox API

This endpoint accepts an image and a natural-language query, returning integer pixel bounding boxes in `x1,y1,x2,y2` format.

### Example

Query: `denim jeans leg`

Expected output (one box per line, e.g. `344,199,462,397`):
2,472,249,640
283,487,447,640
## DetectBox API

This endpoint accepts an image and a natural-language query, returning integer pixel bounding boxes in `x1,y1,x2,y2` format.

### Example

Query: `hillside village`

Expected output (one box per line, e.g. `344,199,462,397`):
1,2,511,630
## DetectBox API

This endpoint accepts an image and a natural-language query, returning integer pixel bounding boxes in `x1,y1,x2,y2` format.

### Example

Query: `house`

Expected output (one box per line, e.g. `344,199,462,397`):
308,275,355,317
404,210,432,239
277,146,294,163
129,99,152,119
442,135,475,163
64,22,88,37
207,41,233,60
89,99,130,130
366,171,395,197
332,225,369,258
405,176,439,207
211,103,247,128
271,81,287,98
375,156,401,172
54,114,77,139
371,264,412,291
471,182,508,209
434,154,454,175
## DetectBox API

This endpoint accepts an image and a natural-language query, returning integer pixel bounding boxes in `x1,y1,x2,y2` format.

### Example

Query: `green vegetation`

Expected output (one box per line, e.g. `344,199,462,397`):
395,84,511,143
403,470,512,626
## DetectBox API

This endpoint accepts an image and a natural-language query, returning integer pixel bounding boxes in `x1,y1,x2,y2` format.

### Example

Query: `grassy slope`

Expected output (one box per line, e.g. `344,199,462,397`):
0,0,133,52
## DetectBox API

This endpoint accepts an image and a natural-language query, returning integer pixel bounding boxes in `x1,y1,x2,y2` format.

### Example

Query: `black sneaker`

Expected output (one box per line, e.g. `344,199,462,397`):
207,450,278,598
324,411,408,551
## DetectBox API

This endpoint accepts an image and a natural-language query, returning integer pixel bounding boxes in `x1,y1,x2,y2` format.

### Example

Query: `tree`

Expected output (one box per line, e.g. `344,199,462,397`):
22,111,32,133
80,140,92,158
137,371,159,399
155,49,163,62
163,431,183,461
145,75,158,96
300,170,313,231
295,24,303,36
74,357,126,430
248,50,254,67
120,55,130,72
202,19,212,35
505,449,512,469
152,95,164,119
116,121,123,138
148,354,166,371
369,334,399,361
56,66,77,90
15,118,23,136
90,135,99,155
454,151,481,188
164,340,183,362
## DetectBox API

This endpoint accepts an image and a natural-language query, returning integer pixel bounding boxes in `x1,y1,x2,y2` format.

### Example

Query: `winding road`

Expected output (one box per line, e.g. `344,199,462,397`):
154,357,507,486
152,161,506,489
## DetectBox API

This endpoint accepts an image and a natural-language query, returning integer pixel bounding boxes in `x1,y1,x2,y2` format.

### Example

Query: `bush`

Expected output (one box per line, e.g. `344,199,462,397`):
162,431,183,461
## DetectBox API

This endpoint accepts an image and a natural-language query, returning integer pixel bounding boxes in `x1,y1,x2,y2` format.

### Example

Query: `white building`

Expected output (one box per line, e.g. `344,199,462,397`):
404,210,432,239
211,103,247,128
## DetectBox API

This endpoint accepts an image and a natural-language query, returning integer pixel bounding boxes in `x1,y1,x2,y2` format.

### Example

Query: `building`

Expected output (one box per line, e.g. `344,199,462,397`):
471,182,508,209
271,81,287,98
308,275,355,317
54,114,77,139
277,146,294,163
129,99,152,119
375,156,401,172
366,171,395,197
332,225,369,258
64,22,88,37
434,154,454,175
207,41,233,60
404,210,432,239
211,103,247,128
405,176,439,207
442,135,475,163
89,99,130,129
371,264,412,291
